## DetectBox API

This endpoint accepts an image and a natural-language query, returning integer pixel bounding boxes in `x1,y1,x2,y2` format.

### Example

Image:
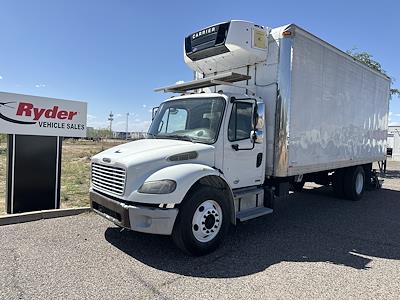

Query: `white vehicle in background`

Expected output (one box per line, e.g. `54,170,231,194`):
90,20,390,255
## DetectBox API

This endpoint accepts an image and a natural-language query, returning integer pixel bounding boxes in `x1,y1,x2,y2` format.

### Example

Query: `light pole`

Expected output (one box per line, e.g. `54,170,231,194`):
126,112,129,140
108,111,114,138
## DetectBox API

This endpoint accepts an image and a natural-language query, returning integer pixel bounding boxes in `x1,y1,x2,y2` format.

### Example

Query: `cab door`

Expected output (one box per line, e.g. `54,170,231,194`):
222,99,265,188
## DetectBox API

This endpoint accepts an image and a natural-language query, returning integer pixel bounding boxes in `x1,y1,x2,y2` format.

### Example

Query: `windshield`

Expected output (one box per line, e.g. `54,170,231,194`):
148,97,225,144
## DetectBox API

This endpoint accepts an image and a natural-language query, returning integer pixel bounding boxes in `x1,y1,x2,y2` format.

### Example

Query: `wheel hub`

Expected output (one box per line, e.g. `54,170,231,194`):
192,200,222,243
204,214,215,229
355,172,364,195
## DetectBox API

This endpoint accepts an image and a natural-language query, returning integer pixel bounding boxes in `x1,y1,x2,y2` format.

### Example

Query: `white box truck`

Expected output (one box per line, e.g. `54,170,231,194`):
90,20,390,255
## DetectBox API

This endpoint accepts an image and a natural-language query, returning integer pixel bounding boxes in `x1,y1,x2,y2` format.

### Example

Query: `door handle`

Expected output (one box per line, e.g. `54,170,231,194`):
231,143,255,151
232,144,239,151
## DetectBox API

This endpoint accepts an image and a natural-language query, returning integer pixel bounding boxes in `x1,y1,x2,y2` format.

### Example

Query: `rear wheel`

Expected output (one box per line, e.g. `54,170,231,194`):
172,186,230,256
343,166,365,201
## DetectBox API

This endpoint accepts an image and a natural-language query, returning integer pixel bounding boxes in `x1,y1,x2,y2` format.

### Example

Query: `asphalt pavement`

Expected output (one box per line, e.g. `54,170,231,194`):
1,163,399,299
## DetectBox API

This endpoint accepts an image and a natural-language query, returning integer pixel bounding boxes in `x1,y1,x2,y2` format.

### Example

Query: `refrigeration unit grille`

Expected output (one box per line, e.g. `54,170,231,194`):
91,163,126,196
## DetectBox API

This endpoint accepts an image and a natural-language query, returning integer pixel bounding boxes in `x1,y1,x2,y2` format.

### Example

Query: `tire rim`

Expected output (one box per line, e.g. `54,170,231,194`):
192,200,222,243
355,172,364,195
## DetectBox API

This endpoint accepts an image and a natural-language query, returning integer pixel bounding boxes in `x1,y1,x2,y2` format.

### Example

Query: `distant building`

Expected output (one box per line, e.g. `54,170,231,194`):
112,131,128,139
388,126,400,161
112,131,147,140
130,132,147,140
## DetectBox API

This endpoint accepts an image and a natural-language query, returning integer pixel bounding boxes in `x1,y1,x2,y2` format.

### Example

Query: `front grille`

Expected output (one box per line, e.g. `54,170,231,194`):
91,163,126,196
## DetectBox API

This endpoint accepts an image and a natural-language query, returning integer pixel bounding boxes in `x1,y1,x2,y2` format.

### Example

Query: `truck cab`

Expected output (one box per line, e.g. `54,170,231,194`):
90,90,268,255
148,93,265,188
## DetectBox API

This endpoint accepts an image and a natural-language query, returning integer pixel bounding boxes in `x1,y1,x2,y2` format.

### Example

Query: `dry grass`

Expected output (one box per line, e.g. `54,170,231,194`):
60,139,126,209
0,139,126,215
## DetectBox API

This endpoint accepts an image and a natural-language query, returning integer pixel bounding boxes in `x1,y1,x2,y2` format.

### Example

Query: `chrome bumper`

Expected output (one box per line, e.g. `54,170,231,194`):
90,190,178,235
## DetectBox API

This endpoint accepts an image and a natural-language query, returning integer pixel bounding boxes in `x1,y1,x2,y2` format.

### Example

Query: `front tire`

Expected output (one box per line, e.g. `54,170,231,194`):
172,186,230,256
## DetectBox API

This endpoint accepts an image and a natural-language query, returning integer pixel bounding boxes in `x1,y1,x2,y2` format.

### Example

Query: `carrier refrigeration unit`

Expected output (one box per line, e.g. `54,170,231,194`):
90,20,390,255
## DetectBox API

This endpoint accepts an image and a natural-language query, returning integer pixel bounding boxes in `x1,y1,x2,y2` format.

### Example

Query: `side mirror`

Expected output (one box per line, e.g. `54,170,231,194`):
250,102,264,144
255,102,265,130
250,130,264,144
152,107,159,120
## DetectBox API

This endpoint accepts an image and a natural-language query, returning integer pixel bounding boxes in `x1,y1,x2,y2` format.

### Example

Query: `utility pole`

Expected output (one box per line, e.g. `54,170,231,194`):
126,112,129,140
108,111,114,137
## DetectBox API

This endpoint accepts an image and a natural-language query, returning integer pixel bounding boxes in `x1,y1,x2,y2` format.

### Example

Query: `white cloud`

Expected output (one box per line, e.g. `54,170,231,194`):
87,110,151,132
142,104,147,108
88,116,151,132
131,120,151,132
0,75,3,80
175,80,184,84
35,83,46,88
87,120,109,129
113,120,126,128
389,121,400,126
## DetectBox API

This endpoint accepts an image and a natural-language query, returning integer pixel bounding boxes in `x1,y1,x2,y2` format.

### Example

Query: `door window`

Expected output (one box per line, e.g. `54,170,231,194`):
228,102,253,141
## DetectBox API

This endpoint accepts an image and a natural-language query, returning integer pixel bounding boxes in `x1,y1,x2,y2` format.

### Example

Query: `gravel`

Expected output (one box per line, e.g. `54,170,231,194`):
1,161,399,299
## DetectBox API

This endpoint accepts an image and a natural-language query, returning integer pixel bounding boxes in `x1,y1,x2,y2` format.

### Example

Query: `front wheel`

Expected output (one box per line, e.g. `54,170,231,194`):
172,186,230,256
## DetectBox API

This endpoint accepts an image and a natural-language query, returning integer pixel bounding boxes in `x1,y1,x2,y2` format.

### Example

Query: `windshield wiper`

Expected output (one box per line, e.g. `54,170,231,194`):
158,134,195,142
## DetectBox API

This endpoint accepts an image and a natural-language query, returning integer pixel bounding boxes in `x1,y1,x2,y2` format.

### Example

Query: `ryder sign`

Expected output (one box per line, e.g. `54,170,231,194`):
0,92,87,137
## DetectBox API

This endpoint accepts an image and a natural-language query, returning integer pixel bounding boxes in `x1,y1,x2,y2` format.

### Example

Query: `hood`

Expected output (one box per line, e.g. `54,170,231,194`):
92,138,215,167
91,138,215,199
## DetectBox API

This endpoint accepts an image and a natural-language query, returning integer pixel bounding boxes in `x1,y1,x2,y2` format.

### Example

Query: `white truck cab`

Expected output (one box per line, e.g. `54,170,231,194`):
90,20,390,255
91,91,267,255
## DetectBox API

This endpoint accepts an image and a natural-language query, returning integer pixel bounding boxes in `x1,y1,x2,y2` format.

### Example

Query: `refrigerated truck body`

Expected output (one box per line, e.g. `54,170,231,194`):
90,20,390,255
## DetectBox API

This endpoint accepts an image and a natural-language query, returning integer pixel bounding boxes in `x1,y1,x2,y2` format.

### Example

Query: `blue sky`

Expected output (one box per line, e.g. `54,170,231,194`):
0,0,399,131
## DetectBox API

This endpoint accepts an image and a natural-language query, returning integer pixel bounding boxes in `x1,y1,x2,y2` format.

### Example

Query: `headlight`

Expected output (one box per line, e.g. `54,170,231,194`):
138,180,177,194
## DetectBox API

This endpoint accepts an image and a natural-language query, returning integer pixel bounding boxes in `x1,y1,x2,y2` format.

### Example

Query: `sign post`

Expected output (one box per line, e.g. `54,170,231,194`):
0,92,87,214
